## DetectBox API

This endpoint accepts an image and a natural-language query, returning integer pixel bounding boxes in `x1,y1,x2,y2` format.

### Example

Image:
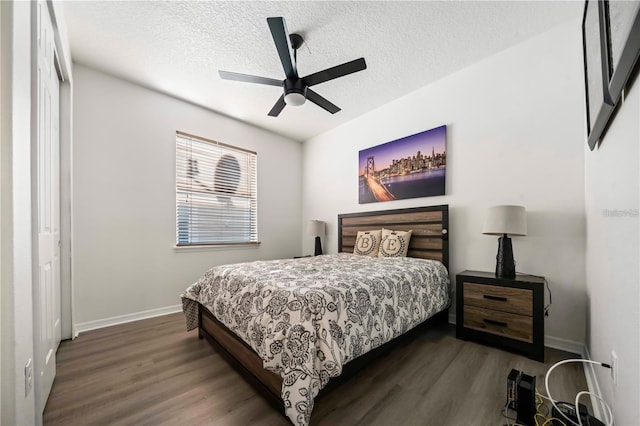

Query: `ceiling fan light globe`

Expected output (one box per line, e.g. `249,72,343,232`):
284,92,306,106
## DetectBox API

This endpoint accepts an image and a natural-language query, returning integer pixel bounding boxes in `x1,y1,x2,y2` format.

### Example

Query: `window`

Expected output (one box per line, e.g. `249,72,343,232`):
176,131,258,245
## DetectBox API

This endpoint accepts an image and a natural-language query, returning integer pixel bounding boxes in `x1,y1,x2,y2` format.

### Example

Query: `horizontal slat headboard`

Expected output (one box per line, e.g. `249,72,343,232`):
338,205,449,270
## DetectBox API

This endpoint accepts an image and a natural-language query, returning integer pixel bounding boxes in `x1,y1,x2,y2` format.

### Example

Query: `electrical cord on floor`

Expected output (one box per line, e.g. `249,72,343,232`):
544,359,614,426
503,374,614,426
502,391,568,426
502,396,525,426
533,399,568,426
541,418,568,426
536,393,550,417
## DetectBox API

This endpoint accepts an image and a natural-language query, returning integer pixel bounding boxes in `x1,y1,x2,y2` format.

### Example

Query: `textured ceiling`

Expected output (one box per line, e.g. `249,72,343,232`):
62,1,582,142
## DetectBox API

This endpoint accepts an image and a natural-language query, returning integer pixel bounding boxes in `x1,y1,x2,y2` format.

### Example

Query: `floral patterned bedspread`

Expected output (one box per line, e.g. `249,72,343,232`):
181,253,450,425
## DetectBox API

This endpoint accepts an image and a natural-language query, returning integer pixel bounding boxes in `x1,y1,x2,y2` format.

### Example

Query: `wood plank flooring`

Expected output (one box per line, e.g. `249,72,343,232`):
44,313,589,426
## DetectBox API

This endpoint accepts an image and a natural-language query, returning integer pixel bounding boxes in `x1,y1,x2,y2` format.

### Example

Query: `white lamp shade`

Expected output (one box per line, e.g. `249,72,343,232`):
284,92,306,106
482,205,527,236
307,220,325,236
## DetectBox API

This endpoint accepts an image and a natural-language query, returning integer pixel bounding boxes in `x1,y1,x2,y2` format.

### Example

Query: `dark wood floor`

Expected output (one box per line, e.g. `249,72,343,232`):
44,313,589,426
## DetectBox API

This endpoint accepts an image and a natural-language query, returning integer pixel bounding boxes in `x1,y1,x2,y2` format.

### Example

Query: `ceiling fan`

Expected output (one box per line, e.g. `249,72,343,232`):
218,17,367,117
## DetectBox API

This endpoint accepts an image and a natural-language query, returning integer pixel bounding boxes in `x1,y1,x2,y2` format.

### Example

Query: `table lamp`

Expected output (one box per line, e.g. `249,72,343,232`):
307,220,325,256
482,205,527,278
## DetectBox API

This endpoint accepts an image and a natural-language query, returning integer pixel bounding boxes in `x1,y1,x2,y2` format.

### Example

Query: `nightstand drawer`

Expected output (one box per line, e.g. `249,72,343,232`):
463,306,533,343
463,282,532,316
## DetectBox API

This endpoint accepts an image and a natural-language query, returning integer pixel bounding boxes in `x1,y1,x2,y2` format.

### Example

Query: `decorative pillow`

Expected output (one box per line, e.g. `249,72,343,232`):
378,228,413,257
353,230,382,257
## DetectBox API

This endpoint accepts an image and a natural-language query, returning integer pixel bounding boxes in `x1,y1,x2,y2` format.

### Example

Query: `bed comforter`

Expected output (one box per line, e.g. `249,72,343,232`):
181,253,450,425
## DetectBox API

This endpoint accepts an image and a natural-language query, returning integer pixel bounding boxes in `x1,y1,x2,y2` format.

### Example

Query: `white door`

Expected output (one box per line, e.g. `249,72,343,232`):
34,0,61,413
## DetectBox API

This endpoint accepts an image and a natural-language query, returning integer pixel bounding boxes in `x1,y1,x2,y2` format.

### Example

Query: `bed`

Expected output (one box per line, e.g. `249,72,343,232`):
181,205,450,425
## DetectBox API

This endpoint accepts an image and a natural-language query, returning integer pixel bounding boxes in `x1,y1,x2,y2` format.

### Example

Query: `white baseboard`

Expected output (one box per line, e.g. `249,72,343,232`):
544,335,585,356
74,304,182,337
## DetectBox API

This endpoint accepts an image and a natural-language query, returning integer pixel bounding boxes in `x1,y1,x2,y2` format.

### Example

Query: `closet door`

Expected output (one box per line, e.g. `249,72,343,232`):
34,0,61,413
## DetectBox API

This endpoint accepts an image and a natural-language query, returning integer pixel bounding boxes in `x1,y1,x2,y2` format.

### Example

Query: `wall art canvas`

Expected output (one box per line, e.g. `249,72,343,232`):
359,125,446,204
604,0,640,105
582,0,615,150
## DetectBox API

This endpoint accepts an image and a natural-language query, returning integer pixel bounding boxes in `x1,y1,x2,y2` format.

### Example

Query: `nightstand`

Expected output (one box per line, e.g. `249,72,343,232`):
456,270,545,362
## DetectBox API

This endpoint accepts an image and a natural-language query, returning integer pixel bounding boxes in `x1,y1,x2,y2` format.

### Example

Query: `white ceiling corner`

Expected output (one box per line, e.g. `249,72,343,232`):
62,1,583,142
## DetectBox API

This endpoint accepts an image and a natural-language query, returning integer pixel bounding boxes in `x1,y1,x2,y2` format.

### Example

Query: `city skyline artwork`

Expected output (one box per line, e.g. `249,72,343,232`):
358,125,446,204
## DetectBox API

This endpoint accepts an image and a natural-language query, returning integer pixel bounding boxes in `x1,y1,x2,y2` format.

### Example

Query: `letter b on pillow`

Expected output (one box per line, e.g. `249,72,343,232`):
354,230,382,256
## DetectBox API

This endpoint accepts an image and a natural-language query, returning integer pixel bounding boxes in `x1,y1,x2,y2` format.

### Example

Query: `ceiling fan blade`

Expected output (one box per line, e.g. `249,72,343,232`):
268,95,286,117
267,17,298,79
303,58,367,87
306,89,340,114
218,70,282,87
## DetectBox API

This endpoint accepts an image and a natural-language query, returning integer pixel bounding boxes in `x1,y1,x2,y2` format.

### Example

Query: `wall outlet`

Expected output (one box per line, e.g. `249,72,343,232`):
610,351,618,386
24,358,33,396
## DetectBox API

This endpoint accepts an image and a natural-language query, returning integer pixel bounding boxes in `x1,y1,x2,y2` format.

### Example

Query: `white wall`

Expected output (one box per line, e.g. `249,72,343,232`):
302,21,587,347
72,65,302,326
584,74,639,423
1,1,36,424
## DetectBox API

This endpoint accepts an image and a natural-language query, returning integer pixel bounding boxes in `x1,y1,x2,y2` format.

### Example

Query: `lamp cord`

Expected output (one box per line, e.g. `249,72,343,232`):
517,272,552,315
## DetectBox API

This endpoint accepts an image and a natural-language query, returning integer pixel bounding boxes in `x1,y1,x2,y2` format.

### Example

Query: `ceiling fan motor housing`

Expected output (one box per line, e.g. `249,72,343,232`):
284,78,307,106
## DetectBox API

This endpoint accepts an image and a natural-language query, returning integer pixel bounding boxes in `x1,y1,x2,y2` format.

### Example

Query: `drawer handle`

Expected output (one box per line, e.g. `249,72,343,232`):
483,318,508,327
483,295,507,302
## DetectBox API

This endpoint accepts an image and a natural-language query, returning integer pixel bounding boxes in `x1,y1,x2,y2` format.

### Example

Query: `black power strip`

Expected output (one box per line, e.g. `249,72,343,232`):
552,402,606,426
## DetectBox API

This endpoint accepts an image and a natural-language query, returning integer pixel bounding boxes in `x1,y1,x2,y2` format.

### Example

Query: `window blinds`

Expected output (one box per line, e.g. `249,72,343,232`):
176,131,258,245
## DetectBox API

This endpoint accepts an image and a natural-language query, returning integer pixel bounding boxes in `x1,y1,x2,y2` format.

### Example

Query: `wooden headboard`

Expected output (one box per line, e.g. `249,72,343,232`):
338,205,449,270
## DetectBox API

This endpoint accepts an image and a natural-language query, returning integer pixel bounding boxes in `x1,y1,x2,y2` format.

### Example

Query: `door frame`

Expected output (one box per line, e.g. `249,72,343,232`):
2,2,38,424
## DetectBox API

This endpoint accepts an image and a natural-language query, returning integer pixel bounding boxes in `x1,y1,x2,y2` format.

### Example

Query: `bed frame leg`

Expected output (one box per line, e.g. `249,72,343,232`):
433,309,450,325
198,305,204,339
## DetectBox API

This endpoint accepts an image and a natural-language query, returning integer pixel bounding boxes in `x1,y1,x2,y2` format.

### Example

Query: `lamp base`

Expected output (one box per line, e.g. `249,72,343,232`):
314,236,323,256
496,234,516,278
